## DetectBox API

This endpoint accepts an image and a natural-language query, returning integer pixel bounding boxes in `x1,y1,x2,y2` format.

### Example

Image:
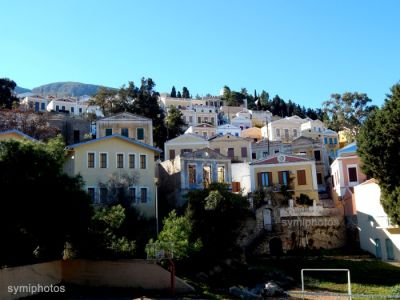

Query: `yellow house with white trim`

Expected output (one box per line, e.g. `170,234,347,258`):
64,134,161,217
249,153,319,202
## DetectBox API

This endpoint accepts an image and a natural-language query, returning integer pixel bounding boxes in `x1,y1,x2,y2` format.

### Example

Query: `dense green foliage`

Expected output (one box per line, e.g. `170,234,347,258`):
0,78,19,108
358,83,400,225
166,106,186,139
151,183,250,263
323,92,377,141
0,137,92,266
170,86,177,97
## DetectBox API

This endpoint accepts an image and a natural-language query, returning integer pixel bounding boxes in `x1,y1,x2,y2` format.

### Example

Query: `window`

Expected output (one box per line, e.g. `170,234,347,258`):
100,153,108,168
278,171,289,186
324,137,328,144
189,165,196,184
297,170,307,185
71,107,75,113
263,151,268,158
203,166,211,188
203,132,207,138
204,117,208,122
276,128,280,137
317,173,323,185
117,153,124,168
334,138,338,144
348,166,358,182
129,187,136,203
258,172,272,187
232,182,241,193
105,128,112,136
121,128,129,137
169,149,175,159
79,108,82,114
211,117,215,124
189,116,193,123
140,188,147,203
62,106,66,111
227,148,234,158
198,117,201,123
314,150,321,161
88,188,95,202
41,102,45,110
329,138,333,144
34,102,39,112
252,152,257,159
217,166,225,182
293,129,298,137
181,149,192,154
88,152,95,168
241,147,247,158
137,128,144,140
284,129,289,139
56,105,59,112
129,154,135,169
140,155,146,169
100,188,108,203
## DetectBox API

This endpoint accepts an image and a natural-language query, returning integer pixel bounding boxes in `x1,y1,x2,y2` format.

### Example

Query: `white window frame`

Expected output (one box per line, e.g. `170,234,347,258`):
139,154,147,169
347,164,359,186
139,187,148,203
87,152,96,168
128,153,136,169
116,152,124,169
99,152,108,169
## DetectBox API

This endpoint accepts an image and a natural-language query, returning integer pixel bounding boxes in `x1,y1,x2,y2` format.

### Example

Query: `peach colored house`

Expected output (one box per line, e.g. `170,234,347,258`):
330,142,367,216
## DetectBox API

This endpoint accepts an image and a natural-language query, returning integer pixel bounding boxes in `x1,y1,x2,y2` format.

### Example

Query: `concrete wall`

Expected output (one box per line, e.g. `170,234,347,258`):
0,260,193,300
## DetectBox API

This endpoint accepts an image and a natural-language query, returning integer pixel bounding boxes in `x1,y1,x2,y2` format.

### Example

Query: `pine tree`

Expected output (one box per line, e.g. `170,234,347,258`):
170,86,177,98
358,83,400,225
177,91,182,98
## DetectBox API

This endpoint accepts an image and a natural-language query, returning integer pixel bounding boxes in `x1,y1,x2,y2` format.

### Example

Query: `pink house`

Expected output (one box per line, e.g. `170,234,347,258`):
330,142,367,216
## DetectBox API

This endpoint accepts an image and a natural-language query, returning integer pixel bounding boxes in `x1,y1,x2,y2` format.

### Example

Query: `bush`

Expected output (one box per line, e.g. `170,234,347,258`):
296,194,314,206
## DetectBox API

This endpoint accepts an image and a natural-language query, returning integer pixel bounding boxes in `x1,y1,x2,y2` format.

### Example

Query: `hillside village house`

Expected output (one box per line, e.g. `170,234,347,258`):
0,129,38,142
159,148,232,205
330,142,367,217
47,98,88,116
179,105,218,128
249,110,273,126
159,95,223,110
219,106,247,123
185,123,216,139
20,95,50,112
216,124,241,137
231,115,252,131
64,134,161,217
164,133,209,160
96,112,153,146
241,127,262,142
251,140,292,160
232,153,319,202
208,134,252,163
262,115,306,143
354,179,400,261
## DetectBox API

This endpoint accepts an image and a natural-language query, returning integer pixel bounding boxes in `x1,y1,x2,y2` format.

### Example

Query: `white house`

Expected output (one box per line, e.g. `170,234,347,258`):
231,115,252,131
249,110,273,126
216,124,241,137
354,179,400,261
20,95,50,112
47,98,87,115
262,115,306,143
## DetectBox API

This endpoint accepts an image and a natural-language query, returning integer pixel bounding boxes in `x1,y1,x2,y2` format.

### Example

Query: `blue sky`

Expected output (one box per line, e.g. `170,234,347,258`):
1,0,399,108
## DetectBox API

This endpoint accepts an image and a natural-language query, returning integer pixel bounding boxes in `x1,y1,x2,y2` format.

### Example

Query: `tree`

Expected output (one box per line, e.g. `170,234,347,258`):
182,87,190,99
358,83,400,226
177,91,182,98
90,87,118,116
166,106,186,139
0,78,19,109
170,86,177,98
0,137,92,266
149,210,202,260
322,92,377,141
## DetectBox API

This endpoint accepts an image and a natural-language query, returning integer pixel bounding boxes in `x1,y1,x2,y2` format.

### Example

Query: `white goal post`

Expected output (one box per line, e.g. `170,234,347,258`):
301,268,352,300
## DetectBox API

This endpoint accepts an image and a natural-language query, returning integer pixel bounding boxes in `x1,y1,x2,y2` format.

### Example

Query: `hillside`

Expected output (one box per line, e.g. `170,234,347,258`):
15,86,31,94
31,82,105,97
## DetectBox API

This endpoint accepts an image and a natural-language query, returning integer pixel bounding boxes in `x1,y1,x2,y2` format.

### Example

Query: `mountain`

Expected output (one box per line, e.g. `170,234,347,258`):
31,82,106,97
15,86,31,94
